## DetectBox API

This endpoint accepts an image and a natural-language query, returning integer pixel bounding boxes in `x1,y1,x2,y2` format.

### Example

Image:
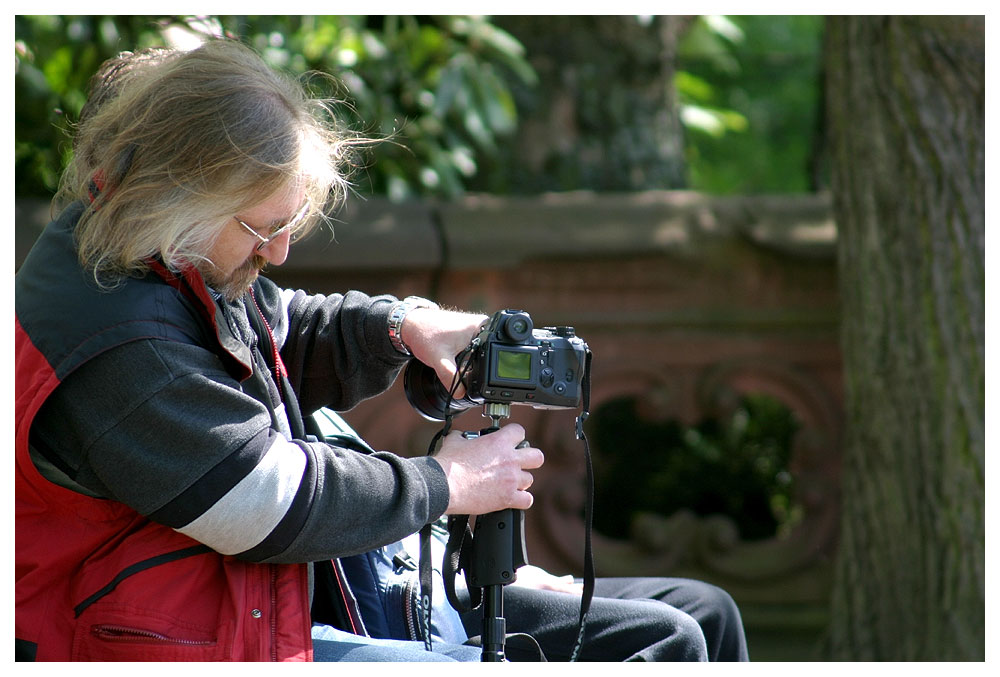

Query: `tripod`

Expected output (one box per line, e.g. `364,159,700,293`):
463,402,528,662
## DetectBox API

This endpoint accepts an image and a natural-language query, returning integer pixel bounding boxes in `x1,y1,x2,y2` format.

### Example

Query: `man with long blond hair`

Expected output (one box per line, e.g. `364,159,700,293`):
15,39,746,662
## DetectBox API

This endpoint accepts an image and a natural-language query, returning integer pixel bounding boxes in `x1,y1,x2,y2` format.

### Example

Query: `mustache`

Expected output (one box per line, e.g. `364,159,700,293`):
215,253,270,302
240,253,269,275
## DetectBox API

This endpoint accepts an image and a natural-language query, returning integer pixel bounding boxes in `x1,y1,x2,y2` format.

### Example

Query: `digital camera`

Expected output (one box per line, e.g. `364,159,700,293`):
403,309,589,421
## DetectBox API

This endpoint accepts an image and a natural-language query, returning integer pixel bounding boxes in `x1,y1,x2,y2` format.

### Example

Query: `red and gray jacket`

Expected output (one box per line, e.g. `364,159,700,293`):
15,202,449,660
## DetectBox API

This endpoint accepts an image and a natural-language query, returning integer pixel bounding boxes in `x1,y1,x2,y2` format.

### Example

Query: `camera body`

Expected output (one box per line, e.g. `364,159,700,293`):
404,309,589,421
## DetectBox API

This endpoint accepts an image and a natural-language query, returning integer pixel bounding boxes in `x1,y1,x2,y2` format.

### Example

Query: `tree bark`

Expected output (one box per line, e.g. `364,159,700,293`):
487,16,692,192
824,16,984,660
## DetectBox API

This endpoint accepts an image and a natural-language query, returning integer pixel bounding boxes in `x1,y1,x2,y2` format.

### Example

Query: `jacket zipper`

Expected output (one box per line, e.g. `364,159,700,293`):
91,624,213,646
393,552,422,642
270,564,279,662
403,576,420,641
248,288,286,385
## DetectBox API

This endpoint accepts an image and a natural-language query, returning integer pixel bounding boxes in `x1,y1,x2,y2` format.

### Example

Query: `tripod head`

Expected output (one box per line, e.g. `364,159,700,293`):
482,401,512,430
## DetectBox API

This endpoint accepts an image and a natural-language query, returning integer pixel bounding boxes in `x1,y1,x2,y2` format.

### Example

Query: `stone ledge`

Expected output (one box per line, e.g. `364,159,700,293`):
16,191,835,273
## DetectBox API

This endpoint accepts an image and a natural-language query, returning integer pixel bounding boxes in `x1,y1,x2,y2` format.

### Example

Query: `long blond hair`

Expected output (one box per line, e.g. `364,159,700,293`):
57,39,356,283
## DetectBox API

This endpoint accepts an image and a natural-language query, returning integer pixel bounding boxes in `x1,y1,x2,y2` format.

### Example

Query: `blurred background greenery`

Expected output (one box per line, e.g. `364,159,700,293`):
14,15,825,201
591,393,801,543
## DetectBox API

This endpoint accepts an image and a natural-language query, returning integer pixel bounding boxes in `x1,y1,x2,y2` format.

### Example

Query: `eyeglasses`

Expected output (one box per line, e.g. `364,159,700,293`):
234,200,311,251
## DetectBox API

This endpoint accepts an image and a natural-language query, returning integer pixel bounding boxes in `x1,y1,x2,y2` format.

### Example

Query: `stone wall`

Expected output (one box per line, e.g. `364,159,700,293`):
15,191,841,660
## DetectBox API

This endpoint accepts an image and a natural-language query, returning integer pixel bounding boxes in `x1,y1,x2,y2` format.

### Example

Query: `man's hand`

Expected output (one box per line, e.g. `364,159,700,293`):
401,307,488,396
510,565,584,595
400,306,545,514
432,423,544,515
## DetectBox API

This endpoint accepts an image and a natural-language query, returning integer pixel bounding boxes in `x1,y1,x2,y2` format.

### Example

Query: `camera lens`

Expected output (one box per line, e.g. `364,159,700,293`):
403,359,478,421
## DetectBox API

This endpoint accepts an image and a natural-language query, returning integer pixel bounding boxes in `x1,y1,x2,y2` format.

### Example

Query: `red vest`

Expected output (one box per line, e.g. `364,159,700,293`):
15,206,314,661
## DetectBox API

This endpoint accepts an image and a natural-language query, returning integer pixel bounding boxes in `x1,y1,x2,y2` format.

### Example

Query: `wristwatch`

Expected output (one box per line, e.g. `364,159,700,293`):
387,296,439,356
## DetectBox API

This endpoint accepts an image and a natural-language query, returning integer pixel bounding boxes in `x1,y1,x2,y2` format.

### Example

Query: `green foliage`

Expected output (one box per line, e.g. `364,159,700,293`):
676,15,826,194
590,393,801,542
14,15,825,199
14,16,171,196
13,15,535,199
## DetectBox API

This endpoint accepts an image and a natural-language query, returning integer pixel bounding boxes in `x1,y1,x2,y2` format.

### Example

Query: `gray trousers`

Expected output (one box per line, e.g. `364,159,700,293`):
468,577,749,662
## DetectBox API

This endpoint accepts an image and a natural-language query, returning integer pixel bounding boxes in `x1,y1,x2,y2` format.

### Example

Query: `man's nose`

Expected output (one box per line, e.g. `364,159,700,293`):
260,228,292,266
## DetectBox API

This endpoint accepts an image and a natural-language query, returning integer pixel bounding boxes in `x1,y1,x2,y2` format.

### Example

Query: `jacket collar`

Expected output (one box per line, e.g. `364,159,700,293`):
146,258,254,382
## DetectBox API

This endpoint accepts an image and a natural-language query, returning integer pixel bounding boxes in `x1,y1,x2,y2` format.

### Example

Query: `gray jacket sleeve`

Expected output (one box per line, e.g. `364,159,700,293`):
273,285,409,415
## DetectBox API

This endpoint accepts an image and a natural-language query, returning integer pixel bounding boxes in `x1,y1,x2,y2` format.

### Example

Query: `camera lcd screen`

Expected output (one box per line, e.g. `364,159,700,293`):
496,350,532,381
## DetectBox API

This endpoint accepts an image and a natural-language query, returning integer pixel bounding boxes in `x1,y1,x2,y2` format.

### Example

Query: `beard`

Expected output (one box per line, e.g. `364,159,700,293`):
201,253,269,302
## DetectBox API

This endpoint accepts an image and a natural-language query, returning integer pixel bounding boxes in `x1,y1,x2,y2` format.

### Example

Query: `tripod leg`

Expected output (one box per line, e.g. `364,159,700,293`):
481,586,506,661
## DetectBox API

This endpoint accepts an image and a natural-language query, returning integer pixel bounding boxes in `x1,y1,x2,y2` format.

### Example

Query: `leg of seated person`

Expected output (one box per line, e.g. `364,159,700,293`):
310,623,482,662
592,577,749,661
463,585,709,662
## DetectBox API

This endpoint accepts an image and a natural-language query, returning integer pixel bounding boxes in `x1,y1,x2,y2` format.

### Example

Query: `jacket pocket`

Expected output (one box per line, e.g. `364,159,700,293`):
72,605,233,661
69,534,236,661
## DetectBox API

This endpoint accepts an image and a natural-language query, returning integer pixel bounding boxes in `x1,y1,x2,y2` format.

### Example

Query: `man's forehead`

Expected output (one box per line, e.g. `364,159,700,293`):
244,185,308,225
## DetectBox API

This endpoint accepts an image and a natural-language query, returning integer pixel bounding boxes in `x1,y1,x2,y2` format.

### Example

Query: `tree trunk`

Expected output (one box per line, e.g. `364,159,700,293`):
824,16,984,660
484,16,692,192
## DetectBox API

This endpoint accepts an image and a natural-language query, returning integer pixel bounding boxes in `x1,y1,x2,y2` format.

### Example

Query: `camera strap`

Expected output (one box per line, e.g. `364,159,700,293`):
417,350,476,652
570,347,595,661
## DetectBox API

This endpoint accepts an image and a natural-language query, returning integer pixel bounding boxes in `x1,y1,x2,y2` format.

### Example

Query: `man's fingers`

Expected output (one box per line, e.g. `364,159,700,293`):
512,490,534,511
518,445,544,470
435,358,458,387
519,470,534,491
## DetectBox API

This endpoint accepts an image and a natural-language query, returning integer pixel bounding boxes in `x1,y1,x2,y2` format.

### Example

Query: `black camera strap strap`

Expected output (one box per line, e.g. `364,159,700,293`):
417,522,434,652
417,370,459,653
570,347,596,662
417,511,480,653
442,515,478,612
417,345,479,646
